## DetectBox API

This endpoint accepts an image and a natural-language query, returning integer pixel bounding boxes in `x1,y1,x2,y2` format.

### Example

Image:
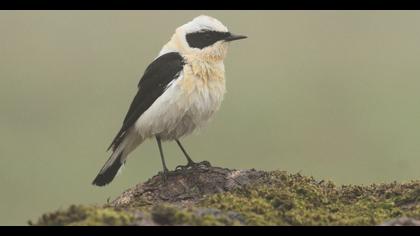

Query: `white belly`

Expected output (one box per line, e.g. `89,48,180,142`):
134,69,226,141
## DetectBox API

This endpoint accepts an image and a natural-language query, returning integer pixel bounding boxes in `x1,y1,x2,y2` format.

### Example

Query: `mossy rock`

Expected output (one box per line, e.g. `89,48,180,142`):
30,167,420,226
29,205,134,226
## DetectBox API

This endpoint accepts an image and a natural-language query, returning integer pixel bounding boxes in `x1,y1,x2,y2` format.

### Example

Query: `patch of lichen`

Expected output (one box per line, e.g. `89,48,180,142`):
199,171,420,225
29,205,135,226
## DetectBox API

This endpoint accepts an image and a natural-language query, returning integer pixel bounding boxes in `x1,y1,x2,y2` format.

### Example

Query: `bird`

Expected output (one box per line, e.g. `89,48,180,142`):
92,15,247,186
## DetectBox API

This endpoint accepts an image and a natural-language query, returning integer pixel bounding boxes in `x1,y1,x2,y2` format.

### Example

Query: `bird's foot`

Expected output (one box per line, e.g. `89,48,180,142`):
159,168,172,183
175,160,212,171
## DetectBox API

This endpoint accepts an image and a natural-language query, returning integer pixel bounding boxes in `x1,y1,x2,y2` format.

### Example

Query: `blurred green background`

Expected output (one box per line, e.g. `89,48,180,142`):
1,10,420,225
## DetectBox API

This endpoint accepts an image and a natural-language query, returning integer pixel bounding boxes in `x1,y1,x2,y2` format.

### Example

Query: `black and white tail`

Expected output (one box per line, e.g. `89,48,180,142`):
92,151,125,186
92,131,143,186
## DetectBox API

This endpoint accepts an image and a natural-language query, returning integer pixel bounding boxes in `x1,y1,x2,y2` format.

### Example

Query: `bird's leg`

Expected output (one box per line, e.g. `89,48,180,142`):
176,139,195,165
175,139,211,171
156,136,169,181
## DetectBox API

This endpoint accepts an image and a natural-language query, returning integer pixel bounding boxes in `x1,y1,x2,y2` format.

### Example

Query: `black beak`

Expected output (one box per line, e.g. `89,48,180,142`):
224,33,247,42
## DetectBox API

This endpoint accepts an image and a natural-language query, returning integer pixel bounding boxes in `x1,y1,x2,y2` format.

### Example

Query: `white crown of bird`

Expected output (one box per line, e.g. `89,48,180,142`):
159,15,230,61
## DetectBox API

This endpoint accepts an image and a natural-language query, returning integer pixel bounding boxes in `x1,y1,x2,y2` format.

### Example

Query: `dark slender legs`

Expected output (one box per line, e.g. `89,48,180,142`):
175,139,211,170
175,139,195,165
156,136,168,175
156,137,211,178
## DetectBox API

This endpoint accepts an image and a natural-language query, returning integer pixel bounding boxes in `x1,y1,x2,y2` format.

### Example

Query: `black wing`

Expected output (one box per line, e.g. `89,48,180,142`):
107,52,185,151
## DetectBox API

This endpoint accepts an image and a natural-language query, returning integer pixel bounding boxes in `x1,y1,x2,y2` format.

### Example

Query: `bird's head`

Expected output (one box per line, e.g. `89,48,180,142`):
160,15,247,62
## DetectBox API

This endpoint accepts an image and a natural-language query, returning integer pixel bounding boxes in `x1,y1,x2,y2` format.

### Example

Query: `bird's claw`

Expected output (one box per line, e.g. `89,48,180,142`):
160,169,171,183
175,160,212,171
198,160,211,167
174,164,189,171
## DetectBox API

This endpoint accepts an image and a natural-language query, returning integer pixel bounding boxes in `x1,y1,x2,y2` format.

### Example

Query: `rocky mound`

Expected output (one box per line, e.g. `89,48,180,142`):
30,166,420,226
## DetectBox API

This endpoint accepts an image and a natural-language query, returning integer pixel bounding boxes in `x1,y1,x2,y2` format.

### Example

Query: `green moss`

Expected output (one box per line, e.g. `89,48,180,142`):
29,205,135,226
150,204,243,226
30,170,420,226
199,171,420,226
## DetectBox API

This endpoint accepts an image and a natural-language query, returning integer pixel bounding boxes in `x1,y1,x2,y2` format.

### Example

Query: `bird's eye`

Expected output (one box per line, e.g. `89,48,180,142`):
186,30,227,49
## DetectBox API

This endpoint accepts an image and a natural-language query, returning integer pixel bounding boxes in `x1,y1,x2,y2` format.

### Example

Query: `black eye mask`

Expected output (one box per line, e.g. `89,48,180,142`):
186,30,231,49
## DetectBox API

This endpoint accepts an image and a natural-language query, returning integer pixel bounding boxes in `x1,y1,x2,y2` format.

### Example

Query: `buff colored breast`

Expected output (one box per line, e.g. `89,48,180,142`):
134,59,226,141
165,59,226,140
